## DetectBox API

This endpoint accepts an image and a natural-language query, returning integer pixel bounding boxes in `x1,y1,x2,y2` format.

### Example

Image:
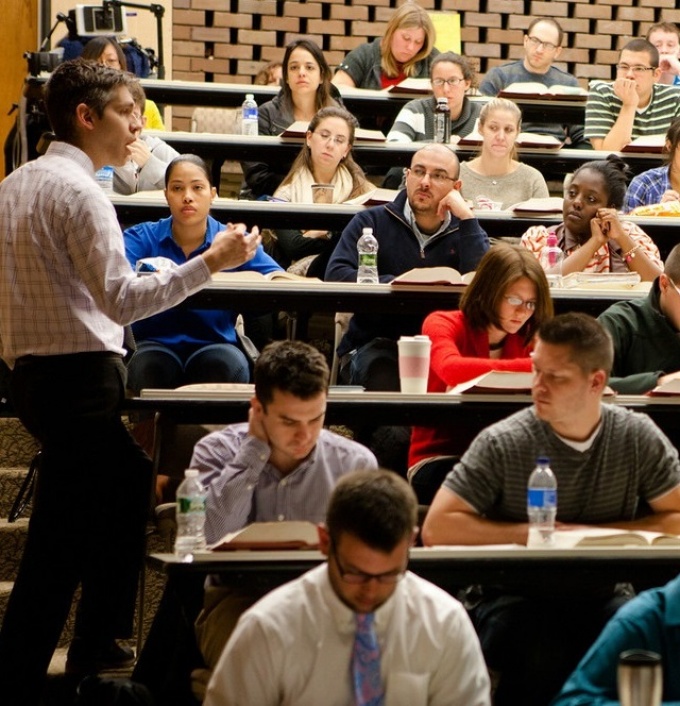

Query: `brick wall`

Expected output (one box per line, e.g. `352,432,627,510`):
171,0,680,130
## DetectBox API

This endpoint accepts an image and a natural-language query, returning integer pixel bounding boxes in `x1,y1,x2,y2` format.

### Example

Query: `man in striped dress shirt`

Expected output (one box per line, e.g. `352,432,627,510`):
585,38,680,151
422,313,680,706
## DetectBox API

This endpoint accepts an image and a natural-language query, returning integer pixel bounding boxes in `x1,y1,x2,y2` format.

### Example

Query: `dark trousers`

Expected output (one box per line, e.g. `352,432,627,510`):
0,353,152,705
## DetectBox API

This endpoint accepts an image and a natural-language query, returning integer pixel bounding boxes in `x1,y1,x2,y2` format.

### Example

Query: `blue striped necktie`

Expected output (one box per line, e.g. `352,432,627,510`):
352,612,384,706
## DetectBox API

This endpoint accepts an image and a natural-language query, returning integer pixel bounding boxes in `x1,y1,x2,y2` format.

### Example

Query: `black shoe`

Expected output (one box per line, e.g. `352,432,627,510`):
65,638,136,675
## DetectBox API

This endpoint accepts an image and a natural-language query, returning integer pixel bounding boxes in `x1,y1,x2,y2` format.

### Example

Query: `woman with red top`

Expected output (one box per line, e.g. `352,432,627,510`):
408,243,553,504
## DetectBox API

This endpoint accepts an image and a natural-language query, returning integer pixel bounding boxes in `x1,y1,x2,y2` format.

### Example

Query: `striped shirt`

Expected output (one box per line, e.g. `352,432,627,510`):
0,142,210,366
585,81,680,141
387,96,481,143
624,166,672,213
444,405,680,524
520,221,662,274
192,424,378,544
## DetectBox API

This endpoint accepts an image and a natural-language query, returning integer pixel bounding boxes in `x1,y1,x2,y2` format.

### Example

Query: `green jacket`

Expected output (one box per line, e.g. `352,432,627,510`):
598,279,680,394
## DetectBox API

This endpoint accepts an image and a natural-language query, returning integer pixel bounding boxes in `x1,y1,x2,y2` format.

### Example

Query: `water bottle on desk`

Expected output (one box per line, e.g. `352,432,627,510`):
241,93,258,136
540,233,564,287
357,227,379,283
433,96,451,144
527,456,557,547
174,468,207,557
95,165,114,193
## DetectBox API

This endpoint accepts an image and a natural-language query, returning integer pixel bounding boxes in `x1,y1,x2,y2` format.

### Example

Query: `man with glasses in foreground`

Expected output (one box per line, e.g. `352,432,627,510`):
479,18,587,147
423,312,680,706
585,38,680,151
204,469,491,706
598,243,680,395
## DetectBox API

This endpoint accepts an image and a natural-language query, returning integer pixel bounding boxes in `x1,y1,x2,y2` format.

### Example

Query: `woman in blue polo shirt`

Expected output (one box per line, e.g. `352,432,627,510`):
124,154,281,392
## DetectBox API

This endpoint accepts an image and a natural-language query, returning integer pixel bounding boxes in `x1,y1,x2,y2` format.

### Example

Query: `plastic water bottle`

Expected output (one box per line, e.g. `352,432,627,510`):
95,165,114,193
527,456,557,547
357,227,379,284
433,96,451,144
241,93,258,136
174,468,207,556
539,233,564,287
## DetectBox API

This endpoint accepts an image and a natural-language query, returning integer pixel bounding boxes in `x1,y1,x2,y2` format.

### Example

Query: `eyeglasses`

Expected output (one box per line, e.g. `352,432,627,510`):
504,295,537,311
432,77,465,87
407,166,456,186
616,64,656,74
313,129,348,146
332,548,406,585
526,36,558,52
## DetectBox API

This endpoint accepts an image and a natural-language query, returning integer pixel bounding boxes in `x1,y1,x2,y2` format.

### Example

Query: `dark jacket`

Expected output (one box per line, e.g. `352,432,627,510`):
598,279,680,394
325,189,489,354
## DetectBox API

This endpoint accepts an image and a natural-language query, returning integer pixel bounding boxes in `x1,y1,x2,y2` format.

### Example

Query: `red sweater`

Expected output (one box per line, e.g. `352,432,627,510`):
408,310,533,468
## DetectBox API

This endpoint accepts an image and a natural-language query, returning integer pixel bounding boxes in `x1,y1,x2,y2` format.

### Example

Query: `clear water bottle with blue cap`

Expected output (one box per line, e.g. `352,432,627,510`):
527,456,557,546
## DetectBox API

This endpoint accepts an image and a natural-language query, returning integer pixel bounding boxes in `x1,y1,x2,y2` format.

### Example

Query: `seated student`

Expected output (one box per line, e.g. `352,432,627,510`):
459,98,550,210
624,118,680,212
408,244,553,503
387,52,481,143
479,18,587,147
271,106,374,276
597,243,680,395
123,154,281,393
243,39,341,199
204,470,491,706
113,81,179,195
521,156,663,281
585,38,680,151
422,312,680,706
80,35,165,129
333,2,438,90
647,21,680,86
253,60,282,86
552,572,680,706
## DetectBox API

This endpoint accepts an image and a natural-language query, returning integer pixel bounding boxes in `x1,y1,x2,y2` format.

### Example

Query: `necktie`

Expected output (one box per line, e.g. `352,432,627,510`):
352,612,385,706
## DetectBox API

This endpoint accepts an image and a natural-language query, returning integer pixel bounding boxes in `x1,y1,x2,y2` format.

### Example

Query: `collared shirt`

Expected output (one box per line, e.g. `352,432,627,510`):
624,165,672,213
0,142,210,366
403,198,452,251
191,424,378,544
204,564,491,706
553,574,680,705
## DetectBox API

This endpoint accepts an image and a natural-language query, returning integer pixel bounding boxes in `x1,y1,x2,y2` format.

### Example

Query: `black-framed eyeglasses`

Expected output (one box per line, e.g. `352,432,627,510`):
331,547,406,585
406,166,457,186
526,35,558,52
616,64,656,74
432,77,465,87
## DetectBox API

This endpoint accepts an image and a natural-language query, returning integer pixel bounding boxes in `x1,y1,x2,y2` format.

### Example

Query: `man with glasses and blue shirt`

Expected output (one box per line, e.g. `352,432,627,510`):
204,470,491,706
585,38,680,151
326,144,488,392
479,18,587,148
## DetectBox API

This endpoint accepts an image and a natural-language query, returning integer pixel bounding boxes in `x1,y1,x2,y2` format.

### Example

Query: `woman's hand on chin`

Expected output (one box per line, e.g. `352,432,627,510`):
593,208,626,244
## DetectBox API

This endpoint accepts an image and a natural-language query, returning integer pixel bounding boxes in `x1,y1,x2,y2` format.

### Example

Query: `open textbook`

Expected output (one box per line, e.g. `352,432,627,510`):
553,528,680,548
648,378,680,397
209,520,320,551
451,371,534,395
498,82,588,100
211,271,320,284
391,267,475,286
620,134,666,154
386,77,432,95
458,132,562,149
345,188,400,206
280,121,385,142
511,197,564,218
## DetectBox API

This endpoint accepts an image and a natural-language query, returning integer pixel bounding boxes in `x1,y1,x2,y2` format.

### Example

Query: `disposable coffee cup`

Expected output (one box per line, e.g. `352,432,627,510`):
311,183,334,204
618,650,662,706
398,335,431,394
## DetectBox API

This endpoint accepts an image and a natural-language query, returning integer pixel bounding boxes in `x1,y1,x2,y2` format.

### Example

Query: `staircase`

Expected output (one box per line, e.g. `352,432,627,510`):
0,415,167,703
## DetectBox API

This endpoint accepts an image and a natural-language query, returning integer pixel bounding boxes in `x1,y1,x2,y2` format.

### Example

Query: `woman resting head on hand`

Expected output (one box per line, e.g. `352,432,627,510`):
521,155,663,281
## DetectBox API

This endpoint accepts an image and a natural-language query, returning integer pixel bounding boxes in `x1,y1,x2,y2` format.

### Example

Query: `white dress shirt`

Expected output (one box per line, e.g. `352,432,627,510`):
204,564,491,706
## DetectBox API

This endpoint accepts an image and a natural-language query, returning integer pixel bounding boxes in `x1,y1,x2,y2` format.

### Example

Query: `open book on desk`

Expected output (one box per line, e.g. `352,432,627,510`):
212,271,321,284
561,272,649,291
279,120,386,143
458,132,562,149
345,188,400,206
648,378,680,397
620,134,666,154
498,82,588,100
391,267,474,286
451,371,534,395
511,197,563,218
209,521,320,551
553,528,680,548
386,77,432,95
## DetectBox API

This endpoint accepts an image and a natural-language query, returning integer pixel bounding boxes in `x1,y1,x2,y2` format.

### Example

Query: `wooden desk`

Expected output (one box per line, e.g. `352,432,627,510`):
110,194,680,261
148,545,680,595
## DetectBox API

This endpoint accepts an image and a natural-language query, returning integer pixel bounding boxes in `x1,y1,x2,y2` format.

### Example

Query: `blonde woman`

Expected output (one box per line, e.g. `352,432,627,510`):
333,2,438,89
460,97,549,210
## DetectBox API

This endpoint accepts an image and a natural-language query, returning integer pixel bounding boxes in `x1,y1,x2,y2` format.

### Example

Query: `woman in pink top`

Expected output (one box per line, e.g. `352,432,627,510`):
408,244,553,503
